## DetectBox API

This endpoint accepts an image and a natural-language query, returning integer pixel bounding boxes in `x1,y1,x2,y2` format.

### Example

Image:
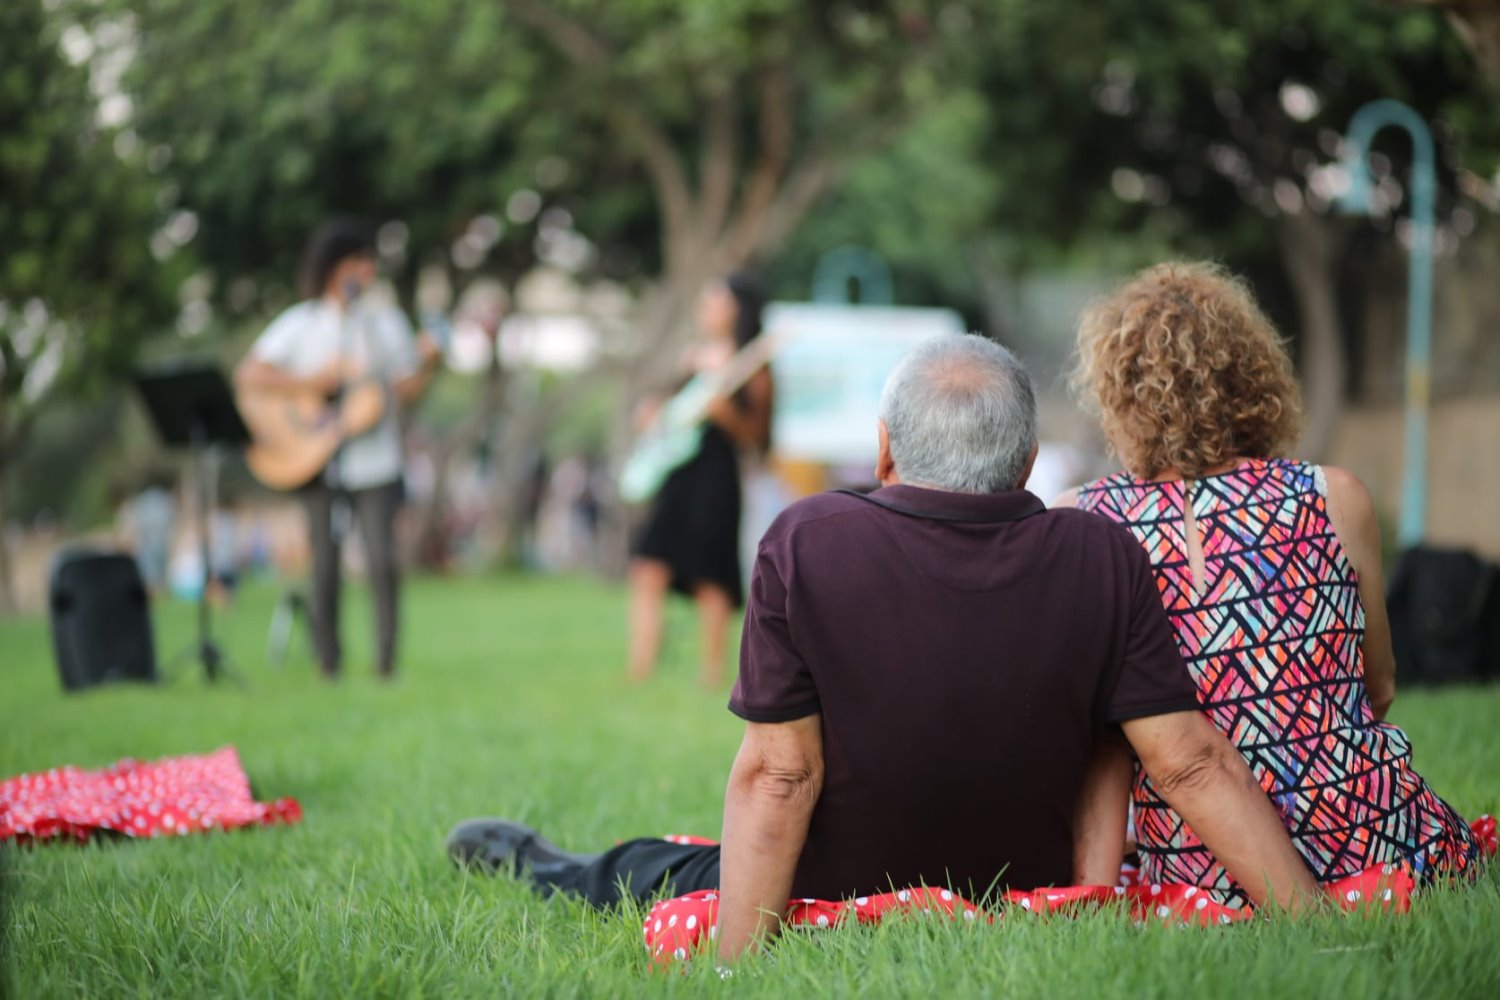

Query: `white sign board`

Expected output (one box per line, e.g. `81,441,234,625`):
766,302,967,465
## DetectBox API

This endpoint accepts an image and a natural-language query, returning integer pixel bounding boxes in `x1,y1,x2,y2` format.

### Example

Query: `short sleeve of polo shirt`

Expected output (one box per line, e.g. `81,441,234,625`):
728,542,821,723
1104,543,1203,722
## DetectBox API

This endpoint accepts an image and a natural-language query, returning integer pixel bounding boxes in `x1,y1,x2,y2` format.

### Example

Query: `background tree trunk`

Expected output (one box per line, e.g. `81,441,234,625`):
0,481,16,615
0,391,21,614
409,351,507,569
1406,1,1500,85
1279,212,1351,461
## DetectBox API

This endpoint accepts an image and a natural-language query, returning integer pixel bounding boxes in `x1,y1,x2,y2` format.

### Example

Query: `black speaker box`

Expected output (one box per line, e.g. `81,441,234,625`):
48,549,159,691
1386,545,1499,686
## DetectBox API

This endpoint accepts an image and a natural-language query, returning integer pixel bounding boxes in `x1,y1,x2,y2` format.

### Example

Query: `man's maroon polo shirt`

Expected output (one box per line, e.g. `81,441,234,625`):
728,484,1199,901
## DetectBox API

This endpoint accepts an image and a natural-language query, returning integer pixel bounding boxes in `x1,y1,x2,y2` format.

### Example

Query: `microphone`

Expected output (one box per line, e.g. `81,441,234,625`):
341,276,363,304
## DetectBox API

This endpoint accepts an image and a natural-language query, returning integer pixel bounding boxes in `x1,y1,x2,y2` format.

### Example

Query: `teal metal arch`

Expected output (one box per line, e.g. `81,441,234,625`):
1336,99,1436,549
811,246,894,306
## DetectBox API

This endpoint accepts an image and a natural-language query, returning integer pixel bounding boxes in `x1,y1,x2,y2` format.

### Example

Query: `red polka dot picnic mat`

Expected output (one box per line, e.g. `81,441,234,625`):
645,818,1497,967
0,745,301,843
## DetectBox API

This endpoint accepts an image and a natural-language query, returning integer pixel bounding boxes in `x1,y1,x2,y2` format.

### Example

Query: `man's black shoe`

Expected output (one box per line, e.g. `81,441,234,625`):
444,818,599,880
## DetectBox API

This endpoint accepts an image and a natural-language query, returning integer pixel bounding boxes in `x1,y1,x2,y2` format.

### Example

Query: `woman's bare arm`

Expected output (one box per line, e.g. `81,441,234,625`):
1321,466,1396,720
234,357,335,396
1072,729,1133,884
706,368,774,450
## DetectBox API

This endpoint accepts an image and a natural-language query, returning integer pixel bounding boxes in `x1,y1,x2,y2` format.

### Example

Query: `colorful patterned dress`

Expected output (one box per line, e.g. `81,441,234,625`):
1079,458,1481,906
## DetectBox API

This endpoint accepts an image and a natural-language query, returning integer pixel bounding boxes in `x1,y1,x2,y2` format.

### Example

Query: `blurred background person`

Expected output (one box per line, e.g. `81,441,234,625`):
116,466,177,598
627,274,774,687
206,481,243,609
1060,262,1483,906
234,219,443,679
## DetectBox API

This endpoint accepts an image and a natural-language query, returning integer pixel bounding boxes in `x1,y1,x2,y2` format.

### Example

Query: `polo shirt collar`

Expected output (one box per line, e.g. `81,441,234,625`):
867,484,1046,524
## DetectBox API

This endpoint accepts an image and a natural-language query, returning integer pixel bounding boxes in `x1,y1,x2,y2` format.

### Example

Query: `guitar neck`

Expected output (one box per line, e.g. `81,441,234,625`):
699,334,779,404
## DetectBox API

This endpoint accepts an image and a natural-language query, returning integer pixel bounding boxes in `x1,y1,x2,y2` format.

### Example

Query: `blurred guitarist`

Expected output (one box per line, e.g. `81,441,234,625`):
234,219,442,680
627,273,774,688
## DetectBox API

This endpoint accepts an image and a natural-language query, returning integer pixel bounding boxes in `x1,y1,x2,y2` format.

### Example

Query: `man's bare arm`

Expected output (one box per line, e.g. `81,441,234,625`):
1122,710,1320,911
393,335,443,405
705,368,774,449
716,715,823,963
234,357,340,397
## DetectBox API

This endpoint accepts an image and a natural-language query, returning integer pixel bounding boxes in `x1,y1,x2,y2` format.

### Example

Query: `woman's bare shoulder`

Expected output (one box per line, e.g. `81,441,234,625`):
1319,465,1376,521
1049,486,1082,509
1317,465,1382,568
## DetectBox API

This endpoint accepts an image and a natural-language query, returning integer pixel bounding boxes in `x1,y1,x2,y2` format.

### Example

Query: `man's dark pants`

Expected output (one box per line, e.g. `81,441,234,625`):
535,840,721,908
303,480,402,676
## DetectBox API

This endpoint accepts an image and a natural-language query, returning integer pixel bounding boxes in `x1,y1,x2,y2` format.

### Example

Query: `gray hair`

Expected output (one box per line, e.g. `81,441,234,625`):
878,334,1038,494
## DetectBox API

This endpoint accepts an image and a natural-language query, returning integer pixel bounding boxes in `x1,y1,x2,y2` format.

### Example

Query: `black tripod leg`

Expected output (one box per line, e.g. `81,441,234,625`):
267,589,310,667
163,428,248,686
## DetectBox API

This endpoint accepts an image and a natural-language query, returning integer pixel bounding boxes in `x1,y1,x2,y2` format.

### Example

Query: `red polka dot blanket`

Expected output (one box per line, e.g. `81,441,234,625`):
0,746,301,843
644,819,1497,967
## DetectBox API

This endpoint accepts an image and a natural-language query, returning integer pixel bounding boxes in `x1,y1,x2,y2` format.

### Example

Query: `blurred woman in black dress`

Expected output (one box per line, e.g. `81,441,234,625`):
627,274,774,687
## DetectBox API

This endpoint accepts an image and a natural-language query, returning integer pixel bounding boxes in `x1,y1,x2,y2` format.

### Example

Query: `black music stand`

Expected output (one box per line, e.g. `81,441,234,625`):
134,362,252,683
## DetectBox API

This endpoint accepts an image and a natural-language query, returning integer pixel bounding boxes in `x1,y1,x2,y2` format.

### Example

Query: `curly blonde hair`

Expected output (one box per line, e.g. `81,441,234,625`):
1072,261,1303,479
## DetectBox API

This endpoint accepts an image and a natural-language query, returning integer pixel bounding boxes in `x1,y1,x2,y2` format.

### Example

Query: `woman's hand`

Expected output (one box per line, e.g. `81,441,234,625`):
704,394,739,429
633,396,665,434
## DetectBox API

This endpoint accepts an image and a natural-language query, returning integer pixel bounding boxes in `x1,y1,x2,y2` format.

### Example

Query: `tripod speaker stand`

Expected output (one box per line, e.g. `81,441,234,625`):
134,362,252,683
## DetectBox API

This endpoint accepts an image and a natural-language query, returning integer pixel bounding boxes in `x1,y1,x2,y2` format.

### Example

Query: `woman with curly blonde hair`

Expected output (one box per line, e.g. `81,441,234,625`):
1058,261,1487,907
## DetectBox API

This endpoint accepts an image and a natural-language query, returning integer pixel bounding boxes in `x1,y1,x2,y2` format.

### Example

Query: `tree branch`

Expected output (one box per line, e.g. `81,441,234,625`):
1277,211,1352,460
724,51,940,264
722,64,794,261
0,401,39,471
725,93,921,265
697,82,740,246
1397,1,1500,86
504,0,696,259
741,154,844,263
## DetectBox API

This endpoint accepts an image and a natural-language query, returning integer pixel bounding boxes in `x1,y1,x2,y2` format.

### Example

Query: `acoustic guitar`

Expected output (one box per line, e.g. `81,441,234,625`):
238,380,387,491
619,331,786,504
239,310,451,491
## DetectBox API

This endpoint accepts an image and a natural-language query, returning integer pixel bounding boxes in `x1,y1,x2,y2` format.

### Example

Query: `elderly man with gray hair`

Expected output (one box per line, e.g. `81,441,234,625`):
447,334,1320,961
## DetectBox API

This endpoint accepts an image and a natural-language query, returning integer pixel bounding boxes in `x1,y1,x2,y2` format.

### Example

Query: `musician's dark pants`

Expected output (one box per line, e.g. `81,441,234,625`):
533,839,721,909
303,480,402,677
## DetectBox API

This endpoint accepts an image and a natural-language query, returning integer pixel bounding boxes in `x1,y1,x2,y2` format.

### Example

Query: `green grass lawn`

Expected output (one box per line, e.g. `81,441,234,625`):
2,575,1498,998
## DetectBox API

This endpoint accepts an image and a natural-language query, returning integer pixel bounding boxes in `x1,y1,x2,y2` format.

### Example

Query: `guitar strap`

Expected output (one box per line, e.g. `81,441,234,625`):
329,298,354,491
327,298,358,541
831,488,1046,525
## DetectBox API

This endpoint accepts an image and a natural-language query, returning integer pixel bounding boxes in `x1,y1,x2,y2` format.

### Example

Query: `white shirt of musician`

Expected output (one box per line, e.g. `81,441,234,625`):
251,297,420,490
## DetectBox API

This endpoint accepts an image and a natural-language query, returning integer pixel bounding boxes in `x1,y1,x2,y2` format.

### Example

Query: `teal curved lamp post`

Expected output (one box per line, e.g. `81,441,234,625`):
812,246,894,306
1336,99,1436,549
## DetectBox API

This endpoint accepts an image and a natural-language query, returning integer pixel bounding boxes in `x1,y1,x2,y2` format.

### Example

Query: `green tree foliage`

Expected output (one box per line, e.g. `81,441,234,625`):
0,0,180,608
77,0,592,314
970,0,1493,258
83,1,983,330
780,1,1494,283
0,0,177,436
770,0,1496,456
78,0,988,567
967,0,1498,453
501,1,983,318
